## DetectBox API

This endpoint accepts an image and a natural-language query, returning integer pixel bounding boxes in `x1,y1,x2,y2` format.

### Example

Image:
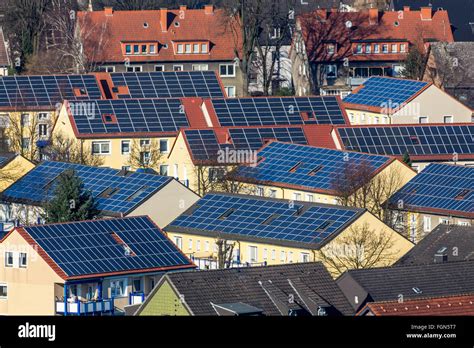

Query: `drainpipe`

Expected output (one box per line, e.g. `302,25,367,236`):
63,283,68,316
98,281,102,300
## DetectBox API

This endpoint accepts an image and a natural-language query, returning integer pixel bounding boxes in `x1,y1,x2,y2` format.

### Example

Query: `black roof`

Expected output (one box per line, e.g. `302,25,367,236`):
137,262,354,316
391,0,474,41
396,224,474,266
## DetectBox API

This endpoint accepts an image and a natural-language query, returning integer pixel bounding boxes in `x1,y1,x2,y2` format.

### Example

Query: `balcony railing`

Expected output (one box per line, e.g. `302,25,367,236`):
55,298,114,315
129,292,145,305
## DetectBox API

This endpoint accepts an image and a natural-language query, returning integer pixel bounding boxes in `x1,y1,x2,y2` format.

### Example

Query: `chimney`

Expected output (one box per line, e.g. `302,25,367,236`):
160,8,168,32
316,8,327,20
369,8,379,24
403,6,410,12
104,6,113,16
204,5,214,15
420,6,432,20
180,5,187,11
434,247,448,263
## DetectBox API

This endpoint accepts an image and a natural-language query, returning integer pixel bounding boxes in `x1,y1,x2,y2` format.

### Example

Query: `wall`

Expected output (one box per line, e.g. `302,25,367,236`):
139,278,190,316
0,156,35,192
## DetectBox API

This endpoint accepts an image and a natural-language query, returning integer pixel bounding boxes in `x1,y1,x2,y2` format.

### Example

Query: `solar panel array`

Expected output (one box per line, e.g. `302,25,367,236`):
0,74,102,108
111,71,225,99
184,127,309,161
389,164,474,216
2,161,171,215
343,77,428,107
337,125,474,156
24,216,193,277
211,96,347,126
168,193,362,246
236,142,390,191
72,99,189,135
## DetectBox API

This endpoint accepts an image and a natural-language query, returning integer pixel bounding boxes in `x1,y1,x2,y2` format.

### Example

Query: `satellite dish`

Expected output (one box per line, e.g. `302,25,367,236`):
345,21,353,28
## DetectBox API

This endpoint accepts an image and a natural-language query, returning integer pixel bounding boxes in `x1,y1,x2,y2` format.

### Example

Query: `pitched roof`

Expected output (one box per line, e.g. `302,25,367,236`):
137,262,354,316
0,27,10,68
165,192,365,250
77,6,241,64
388,163,474,218
234,141,396,194
358,293,474,316
1,161,174,216
2,216,195,280
396,224,474,266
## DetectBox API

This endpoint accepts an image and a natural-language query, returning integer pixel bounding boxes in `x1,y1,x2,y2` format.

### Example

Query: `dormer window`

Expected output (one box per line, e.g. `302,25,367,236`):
185,44,191,53
374,44,380,53
177,44,184,53
193,44,199,53
382,44,388,53
141,45,147,54
125,45,131,54
133,45,139,54
356,44,362,54
201,43,208,53
102,113,117,124
365,44,371,53
327,43,335,55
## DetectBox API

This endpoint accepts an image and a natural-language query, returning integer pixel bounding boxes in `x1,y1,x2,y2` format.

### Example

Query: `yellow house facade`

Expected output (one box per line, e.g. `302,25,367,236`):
0,154,35,192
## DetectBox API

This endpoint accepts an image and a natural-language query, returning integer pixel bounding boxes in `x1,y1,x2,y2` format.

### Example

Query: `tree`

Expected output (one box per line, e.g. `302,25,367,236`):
216,238,235,269
402,151,412,166
43,169,100,223
318,222,399,277
126,139,163,171
401,44,427,80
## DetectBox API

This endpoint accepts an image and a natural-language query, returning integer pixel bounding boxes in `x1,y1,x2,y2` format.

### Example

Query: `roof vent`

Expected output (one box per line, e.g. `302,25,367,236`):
174,21,180,27
143,22,149,28
394,21,399,27
434,246,448,263
412,287,423,294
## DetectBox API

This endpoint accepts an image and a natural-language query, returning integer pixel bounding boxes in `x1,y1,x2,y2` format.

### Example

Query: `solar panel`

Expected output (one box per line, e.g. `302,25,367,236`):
0,74,102,108
343,77,428,108
2,161,171,215
337,125,474,156
71,99,189,135
236,142,390,191
168,193,362,246
110,71,225,99
389,164,473,217
211,96,347,126
23,216,193,277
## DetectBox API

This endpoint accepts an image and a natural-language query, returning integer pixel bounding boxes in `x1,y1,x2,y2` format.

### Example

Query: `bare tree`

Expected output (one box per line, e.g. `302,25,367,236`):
216,238,235,269
126,139,162,171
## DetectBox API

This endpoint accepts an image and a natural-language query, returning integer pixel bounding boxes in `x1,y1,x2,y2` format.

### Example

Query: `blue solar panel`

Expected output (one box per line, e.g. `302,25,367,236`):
389,164,474,217
71,99,189,135
2,161,172,215
110,71,225,99
343,77,428,108
168,193,363,246
0,74,102,108
23,216,194,277
337,125,474,156
211,96,347,126
236,142,390,191
0,155,9,166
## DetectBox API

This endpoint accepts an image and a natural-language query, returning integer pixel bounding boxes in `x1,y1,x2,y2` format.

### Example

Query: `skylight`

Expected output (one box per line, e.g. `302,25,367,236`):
99,187,119,198
219,208,235,220
289,162,302,173
127,186,149,201
455,189,471,200
308,165,323,176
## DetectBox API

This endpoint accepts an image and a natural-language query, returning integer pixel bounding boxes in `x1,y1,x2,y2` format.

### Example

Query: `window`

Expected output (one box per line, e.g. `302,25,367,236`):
154,65,165,72
219,64,235,77
5,252,13,267
0,114,9,127
418,116,428,124
459,221,470,226
22,138,30,150
126,65,142,72
177,44,184,53
121,140,130,155
224,86,236,97
122,166,131,171
21,113,29,126
141,45,147,54
356,44,362,53
382,44,388,53
249,246,258,262
365,44,371,53
133,45,139,54
271,27,281,39
326,64,337,78
288,252,293,263
141,152,151,165
205,241,210,252
306,194,314,202
280,251,286,262
133,279,142,292
423,216,431,232
149,45,156,54
185,44,191,53
263,248,268,260
300,253,310,262
38,113,49,120
173,65,183,71
100,66,115,72
160,139,169,153
196,240,201,251
193,44,199,53
0,283,6,299
201,43,208,53
444,116,453,123
391,44,398,53
440,218,449,225
374,44,380,53
192,64,208,71
173,164,178,179
125,45,131,54
256,186,264,197
271,250,276,260
400,44,406,53
92,141,110,155
293,193,301,201
327,43,335,54
110,279,126,297
188,239,193,250
140,139,150,148
19,253,27,268
269,189,277,198
38,124,48,137
173,236,182,249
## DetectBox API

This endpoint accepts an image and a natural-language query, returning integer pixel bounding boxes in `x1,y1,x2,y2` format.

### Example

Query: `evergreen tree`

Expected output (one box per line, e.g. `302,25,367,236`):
401,45,426,80
43,169,100,223
402,151,412,166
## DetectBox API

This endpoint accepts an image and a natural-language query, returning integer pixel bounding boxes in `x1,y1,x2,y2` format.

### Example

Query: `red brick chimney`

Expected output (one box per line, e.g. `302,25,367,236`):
104,7,113,16
316,8,328,20
403,6,410,11
160,8,168,32
204,5,214,15
369,8,379,24
420,7,432,20
180,5,187,11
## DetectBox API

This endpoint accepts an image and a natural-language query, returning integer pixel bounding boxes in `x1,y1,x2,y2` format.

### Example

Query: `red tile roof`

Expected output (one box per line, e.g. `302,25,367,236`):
359,294,474,316
298,8,454,63
0,28,10,67
77,6,242,64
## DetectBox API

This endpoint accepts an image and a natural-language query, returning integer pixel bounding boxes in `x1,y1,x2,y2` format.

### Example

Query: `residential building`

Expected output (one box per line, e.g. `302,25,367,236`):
396,224,474,266
388,163,473,242
233,141,416,203
0,28,9,76
0,153,35,192
291,7,454,96
77,6,244,97
135,262,354,316
424,42,474,109
164,193,413,275
0,216,195,315
337,260,474,312
0,161,200,228
342,77,473,124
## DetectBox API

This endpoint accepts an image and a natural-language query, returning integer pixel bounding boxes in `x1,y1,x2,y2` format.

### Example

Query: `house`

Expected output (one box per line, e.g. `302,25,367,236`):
233,141,416,203
396,224,474,266
424,42,474,109
332,123,474,172
135,262,354,316
0,27,10,76
388,163,473,242
357,293,474,316
0,161,200,228
391,0,474,41
77,5,244,97
291,7,454,96
342,76,473,124
164,192,413,275
0,216,195,315
337,260,474,312
0,153,35,192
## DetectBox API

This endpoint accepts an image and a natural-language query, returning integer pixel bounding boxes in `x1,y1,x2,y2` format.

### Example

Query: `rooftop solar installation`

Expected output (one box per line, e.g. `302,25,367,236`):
389,164,474,217
110,71,225,99
184,127,309,161
0,74,102,108
343,77,428,108
167,193,363,247
2,161,172,215
236,142,391,192
22,216,194,278
71,99,189,135
211,96,347,126
336,125,474,157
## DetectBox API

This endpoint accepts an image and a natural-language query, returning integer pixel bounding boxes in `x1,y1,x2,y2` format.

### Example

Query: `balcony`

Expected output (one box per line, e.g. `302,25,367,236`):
129,292,145,305
55,298,114,316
